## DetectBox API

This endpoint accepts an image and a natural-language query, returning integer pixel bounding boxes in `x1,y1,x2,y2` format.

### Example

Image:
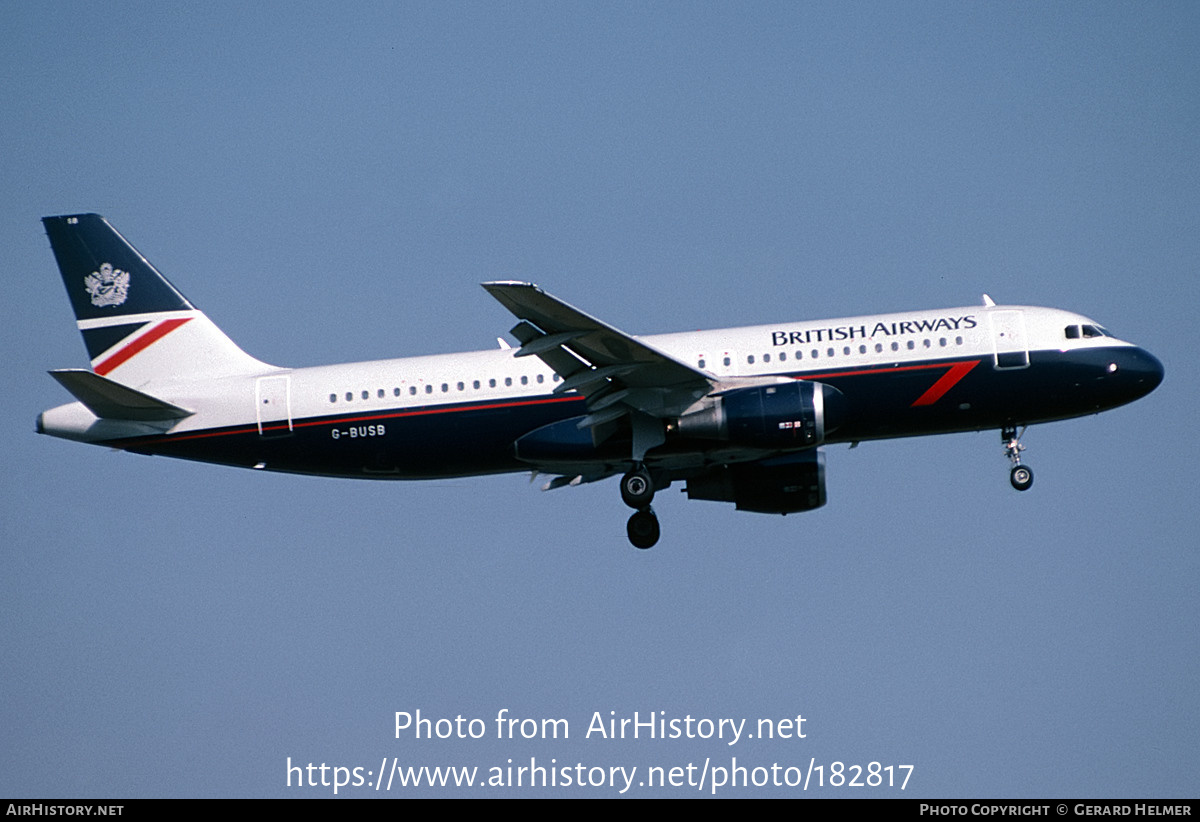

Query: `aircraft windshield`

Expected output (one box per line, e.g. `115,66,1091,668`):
1065,324,1111,339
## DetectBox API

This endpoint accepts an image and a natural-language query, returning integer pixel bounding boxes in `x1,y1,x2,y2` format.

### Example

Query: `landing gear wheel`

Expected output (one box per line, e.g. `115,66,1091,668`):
620,466,655,509
1010,465,1034,491
1002,426,1033,492
626,507,660,550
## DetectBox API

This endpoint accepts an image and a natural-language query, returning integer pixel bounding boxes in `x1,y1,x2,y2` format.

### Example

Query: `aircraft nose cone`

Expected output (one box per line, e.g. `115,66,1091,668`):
1113,347,1163,400
1132,348,1163,391
1144,350,1164,391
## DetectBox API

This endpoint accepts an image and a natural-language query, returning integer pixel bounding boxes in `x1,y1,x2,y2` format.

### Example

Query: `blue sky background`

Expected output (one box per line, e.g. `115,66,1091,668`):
2,2,1197,798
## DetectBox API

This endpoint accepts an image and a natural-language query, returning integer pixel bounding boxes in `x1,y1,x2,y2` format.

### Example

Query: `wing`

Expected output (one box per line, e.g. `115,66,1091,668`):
482,281,715,457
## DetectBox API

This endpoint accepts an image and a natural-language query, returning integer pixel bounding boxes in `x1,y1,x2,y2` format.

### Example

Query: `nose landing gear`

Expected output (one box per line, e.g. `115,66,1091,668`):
1003,426,1033,491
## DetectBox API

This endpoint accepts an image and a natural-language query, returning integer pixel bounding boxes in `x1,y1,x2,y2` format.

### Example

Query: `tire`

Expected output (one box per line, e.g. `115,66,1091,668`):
626,509,660,549
1010,465,1033,491
620,468,655,508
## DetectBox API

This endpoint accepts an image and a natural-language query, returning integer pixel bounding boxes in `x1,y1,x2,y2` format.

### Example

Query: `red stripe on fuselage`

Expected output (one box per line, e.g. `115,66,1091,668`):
798,358,981,407
94,317,192,376
113,394,585,446
106,356,983,448
910,360,980,406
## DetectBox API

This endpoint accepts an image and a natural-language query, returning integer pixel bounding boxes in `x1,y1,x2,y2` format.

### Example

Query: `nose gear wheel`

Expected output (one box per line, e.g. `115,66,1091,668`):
1002,426,1033,491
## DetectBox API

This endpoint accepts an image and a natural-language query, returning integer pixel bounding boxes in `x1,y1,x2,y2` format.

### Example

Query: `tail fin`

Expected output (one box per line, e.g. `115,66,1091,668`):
43,214,270,386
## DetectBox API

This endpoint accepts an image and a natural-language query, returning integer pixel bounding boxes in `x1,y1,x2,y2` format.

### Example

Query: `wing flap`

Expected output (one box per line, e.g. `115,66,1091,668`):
483,282,710,389
482,282,713,419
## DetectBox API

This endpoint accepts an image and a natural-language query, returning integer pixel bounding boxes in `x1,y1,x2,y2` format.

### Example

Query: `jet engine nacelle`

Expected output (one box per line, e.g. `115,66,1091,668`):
674,381,845,449
685,450,827,514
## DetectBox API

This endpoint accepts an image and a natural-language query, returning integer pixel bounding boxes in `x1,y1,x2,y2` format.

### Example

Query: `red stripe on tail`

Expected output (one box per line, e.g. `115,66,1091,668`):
94,317,192,376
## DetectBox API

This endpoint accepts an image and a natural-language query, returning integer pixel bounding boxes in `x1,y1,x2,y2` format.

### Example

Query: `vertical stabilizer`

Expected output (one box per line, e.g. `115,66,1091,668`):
43,214,272,386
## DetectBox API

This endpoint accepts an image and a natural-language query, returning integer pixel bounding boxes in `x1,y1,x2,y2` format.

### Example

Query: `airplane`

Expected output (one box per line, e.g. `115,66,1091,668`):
37,213,1164,549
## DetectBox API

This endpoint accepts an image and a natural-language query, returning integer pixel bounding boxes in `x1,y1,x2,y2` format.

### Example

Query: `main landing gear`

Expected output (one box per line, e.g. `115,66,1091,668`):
1003,425,1034,491
621,464,660,549
626,507,660,550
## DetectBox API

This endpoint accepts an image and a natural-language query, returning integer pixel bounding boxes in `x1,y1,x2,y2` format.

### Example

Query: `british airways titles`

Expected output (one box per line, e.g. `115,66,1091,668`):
770,314,978,347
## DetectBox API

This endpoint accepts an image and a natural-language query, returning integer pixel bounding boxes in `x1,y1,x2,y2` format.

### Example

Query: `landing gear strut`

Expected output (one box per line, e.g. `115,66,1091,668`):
1003,426,1033,491
621,464,660,549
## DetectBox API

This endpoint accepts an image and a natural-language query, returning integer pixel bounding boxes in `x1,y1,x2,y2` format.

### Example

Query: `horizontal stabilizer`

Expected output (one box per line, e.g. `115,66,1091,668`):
49,369,193,421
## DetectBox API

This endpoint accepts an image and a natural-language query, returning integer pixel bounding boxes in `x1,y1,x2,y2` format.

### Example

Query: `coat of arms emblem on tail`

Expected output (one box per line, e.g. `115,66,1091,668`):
83,263,130,307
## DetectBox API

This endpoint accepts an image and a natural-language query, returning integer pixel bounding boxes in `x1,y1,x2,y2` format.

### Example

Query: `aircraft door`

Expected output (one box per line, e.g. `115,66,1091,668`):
988,310,1029,369
256,375,293,436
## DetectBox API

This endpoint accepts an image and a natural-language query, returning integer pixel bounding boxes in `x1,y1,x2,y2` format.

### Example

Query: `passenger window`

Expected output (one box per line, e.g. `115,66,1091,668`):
441,383,449,392
827,347,834,357
843,347,850,356
378,389,385,398
939,338,947,347
457,382,464,391
536,374,544,383
521,376,528,385
410,386,417,395
811,349,819,359
779,352,787,362
891,342,899,352
394,387,401,396
425,385,433,394
698,358,706,369
747,355,755,364
505,377,512,387
906,341,915,350
955,336,963,345
763,353,771,363
329,394,337,403
875,343,883,353
489,378,496,388
361,390,369,400
473,380,480,389
723,356,731,367
859,345,867,354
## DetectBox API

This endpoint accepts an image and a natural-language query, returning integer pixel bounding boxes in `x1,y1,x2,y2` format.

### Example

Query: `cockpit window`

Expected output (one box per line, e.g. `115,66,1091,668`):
1066,324,1110,340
